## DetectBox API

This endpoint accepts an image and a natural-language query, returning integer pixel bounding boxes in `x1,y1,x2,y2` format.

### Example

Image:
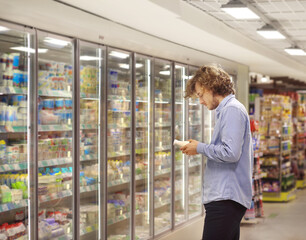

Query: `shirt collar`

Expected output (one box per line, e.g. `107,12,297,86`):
215,94,235,114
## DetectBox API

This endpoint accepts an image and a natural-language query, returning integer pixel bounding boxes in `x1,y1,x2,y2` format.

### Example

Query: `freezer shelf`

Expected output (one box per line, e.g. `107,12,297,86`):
0,155,97,173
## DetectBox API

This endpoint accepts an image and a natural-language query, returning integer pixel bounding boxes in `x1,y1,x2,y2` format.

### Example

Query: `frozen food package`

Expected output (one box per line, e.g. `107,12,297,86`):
173,139,190,147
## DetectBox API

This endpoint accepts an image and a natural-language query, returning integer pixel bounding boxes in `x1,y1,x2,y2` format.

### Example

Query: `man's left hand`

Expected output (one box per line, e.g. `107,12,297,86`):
180,139,199,156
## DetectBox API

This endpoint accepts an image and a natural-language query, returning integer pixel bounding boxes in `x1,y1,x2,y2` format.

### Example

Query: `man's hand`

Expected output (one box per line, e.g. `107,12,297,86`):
180,139,199,156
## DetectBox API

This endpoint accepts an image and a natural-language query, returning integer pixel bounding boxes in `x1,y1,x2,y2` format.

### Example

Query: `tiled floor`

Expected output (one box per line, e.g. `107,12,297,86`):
240,189,306,240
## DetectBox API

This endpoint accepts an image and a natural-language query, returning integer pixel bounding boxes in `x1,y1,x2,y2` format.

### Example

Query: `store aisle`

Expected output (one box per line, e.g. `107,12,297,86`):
240,189,306,240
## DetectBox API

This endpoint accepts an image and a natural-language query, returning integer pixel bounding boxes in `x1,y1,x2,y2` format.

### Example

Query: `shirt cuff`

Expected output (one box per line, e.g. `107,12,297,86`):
197,142,206,155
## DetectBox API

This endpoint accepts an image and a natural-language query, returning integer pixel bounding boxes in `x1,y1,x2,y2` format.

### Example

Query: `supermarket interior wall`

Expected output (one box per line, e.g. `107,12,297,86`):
0,0,249,96
236,65,250,109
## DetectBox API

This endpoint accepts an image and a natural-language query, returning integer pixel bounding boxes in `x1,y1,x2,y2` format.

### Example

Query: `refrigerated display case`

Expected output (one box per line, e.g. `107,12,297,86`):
174,64,187,225
0,19,210,240
187,66,203,219
79,41,104,239
37,32,74,240
0,23,34,240
154,59,172,234
106,48,132,239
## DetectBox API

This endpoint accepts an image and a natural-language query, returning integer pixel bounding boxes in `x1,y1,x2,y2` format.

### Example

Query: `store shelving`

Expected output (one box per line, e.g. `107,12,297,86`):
255,95,297,202
244,119,264,221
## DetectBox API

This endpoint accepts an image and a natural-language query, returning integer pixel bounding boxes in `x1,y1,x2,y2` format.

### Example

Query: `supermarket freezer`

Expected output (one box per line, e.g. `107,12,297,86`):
0,20,209,240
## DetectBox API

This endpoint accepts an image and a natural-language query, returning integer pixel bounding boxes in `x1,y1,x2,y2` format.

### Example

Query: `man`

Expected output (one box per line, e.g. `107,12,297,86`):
181,65,253,240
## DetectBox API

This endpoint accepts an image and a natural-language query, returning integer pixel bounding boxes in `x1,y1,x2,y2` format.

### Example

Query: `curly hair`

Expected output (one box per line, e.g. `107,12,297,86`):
185,65,235,98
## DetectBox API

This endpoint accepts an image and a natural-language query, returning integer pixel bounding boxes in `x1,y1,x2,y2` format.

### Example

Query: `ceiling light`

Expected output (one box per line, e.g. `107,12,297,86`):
159,70,170,76
109,51,129,59
284,46,306,56
257,24,286,39
80,56,102,61
10,46,48,53
118,63,143,69
0,26,9,32
44,37,69,47
221,0,260,19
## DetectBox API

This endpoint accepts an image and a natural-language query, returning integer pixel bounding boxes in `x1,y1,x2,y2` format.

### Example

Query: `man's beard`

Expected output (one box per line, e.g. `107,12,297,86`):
209,95,219,110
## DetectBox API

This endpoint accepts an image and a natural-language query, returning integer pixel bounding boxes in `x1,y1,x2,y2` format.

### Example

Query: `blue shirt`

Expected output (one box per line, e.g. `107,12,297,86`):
197,94,253,209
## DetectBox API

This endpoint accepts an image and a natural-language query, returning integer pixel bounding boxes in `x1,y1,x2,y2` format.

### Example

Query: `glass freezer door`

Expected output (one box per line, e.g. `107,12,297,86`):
106,48,132,240
79,42,103,239
0,24,33,239
37,32,74,240
187,66,202,218
154,59,172,234
174,64,187,225
134,54,153,239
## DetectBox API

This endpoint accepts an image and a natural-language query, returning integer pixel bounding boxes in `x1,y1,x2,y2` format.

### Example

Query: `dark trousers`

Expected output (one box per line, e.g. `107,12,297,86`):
202,200,247,240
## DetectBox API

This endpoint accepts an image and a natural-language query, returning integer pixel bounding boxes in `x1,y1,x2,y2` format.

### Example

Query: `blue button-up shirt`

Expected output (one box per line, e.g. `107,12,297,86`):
197,94,253,209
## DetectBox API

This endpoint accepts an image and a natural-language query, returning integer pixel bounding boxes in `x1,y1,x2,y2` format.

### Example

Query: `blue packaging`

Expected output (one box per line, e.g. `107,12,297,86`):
13,55,20,69
64,99,72,109
43,99,54,110
55,99,64,110
13,71,20,87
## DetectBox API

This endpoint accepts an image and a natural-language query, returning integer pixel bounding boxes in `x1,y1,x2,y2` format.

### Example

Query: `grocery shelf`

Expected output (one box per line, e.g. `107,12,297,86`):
282,173,295,179
39,184,98,203
80,225,98,236
155,146,171,152
0,199,28,213
0,126,27,133
80,92,99,99
38,89,72,98
0,162,28,173
108,124,130,129
155,199,171,209
108,95,131,101
38,125,72,132
80,124,98,130
80,154,98,162
107,211,131,226
108,152,130,158
263,187,297,202
296,179,306,189
0,155,97,173
155,123,171,128
108,168,172,188
38,157,72,168
155,100,171,104
0,86,27,95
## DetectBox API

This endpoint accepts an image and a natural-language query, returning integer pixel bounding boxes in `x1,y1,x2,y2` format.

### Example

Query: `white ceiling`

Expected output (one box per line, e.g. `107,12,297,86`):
58,0,306,82
186,0,306,66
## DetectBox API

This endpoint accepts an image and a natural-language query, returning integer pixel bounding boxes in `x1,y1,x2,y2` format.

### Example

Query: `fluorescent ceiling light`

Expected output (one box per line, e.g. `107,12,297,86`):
0,26,9,31
44,37,69,46
10,46,48,53
118,63,143,69
257,25,286,39
159,70,170,76
221,0,260,19
80,56,102,61
109,51,129,59
175,65,184,69
284,47,306,56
